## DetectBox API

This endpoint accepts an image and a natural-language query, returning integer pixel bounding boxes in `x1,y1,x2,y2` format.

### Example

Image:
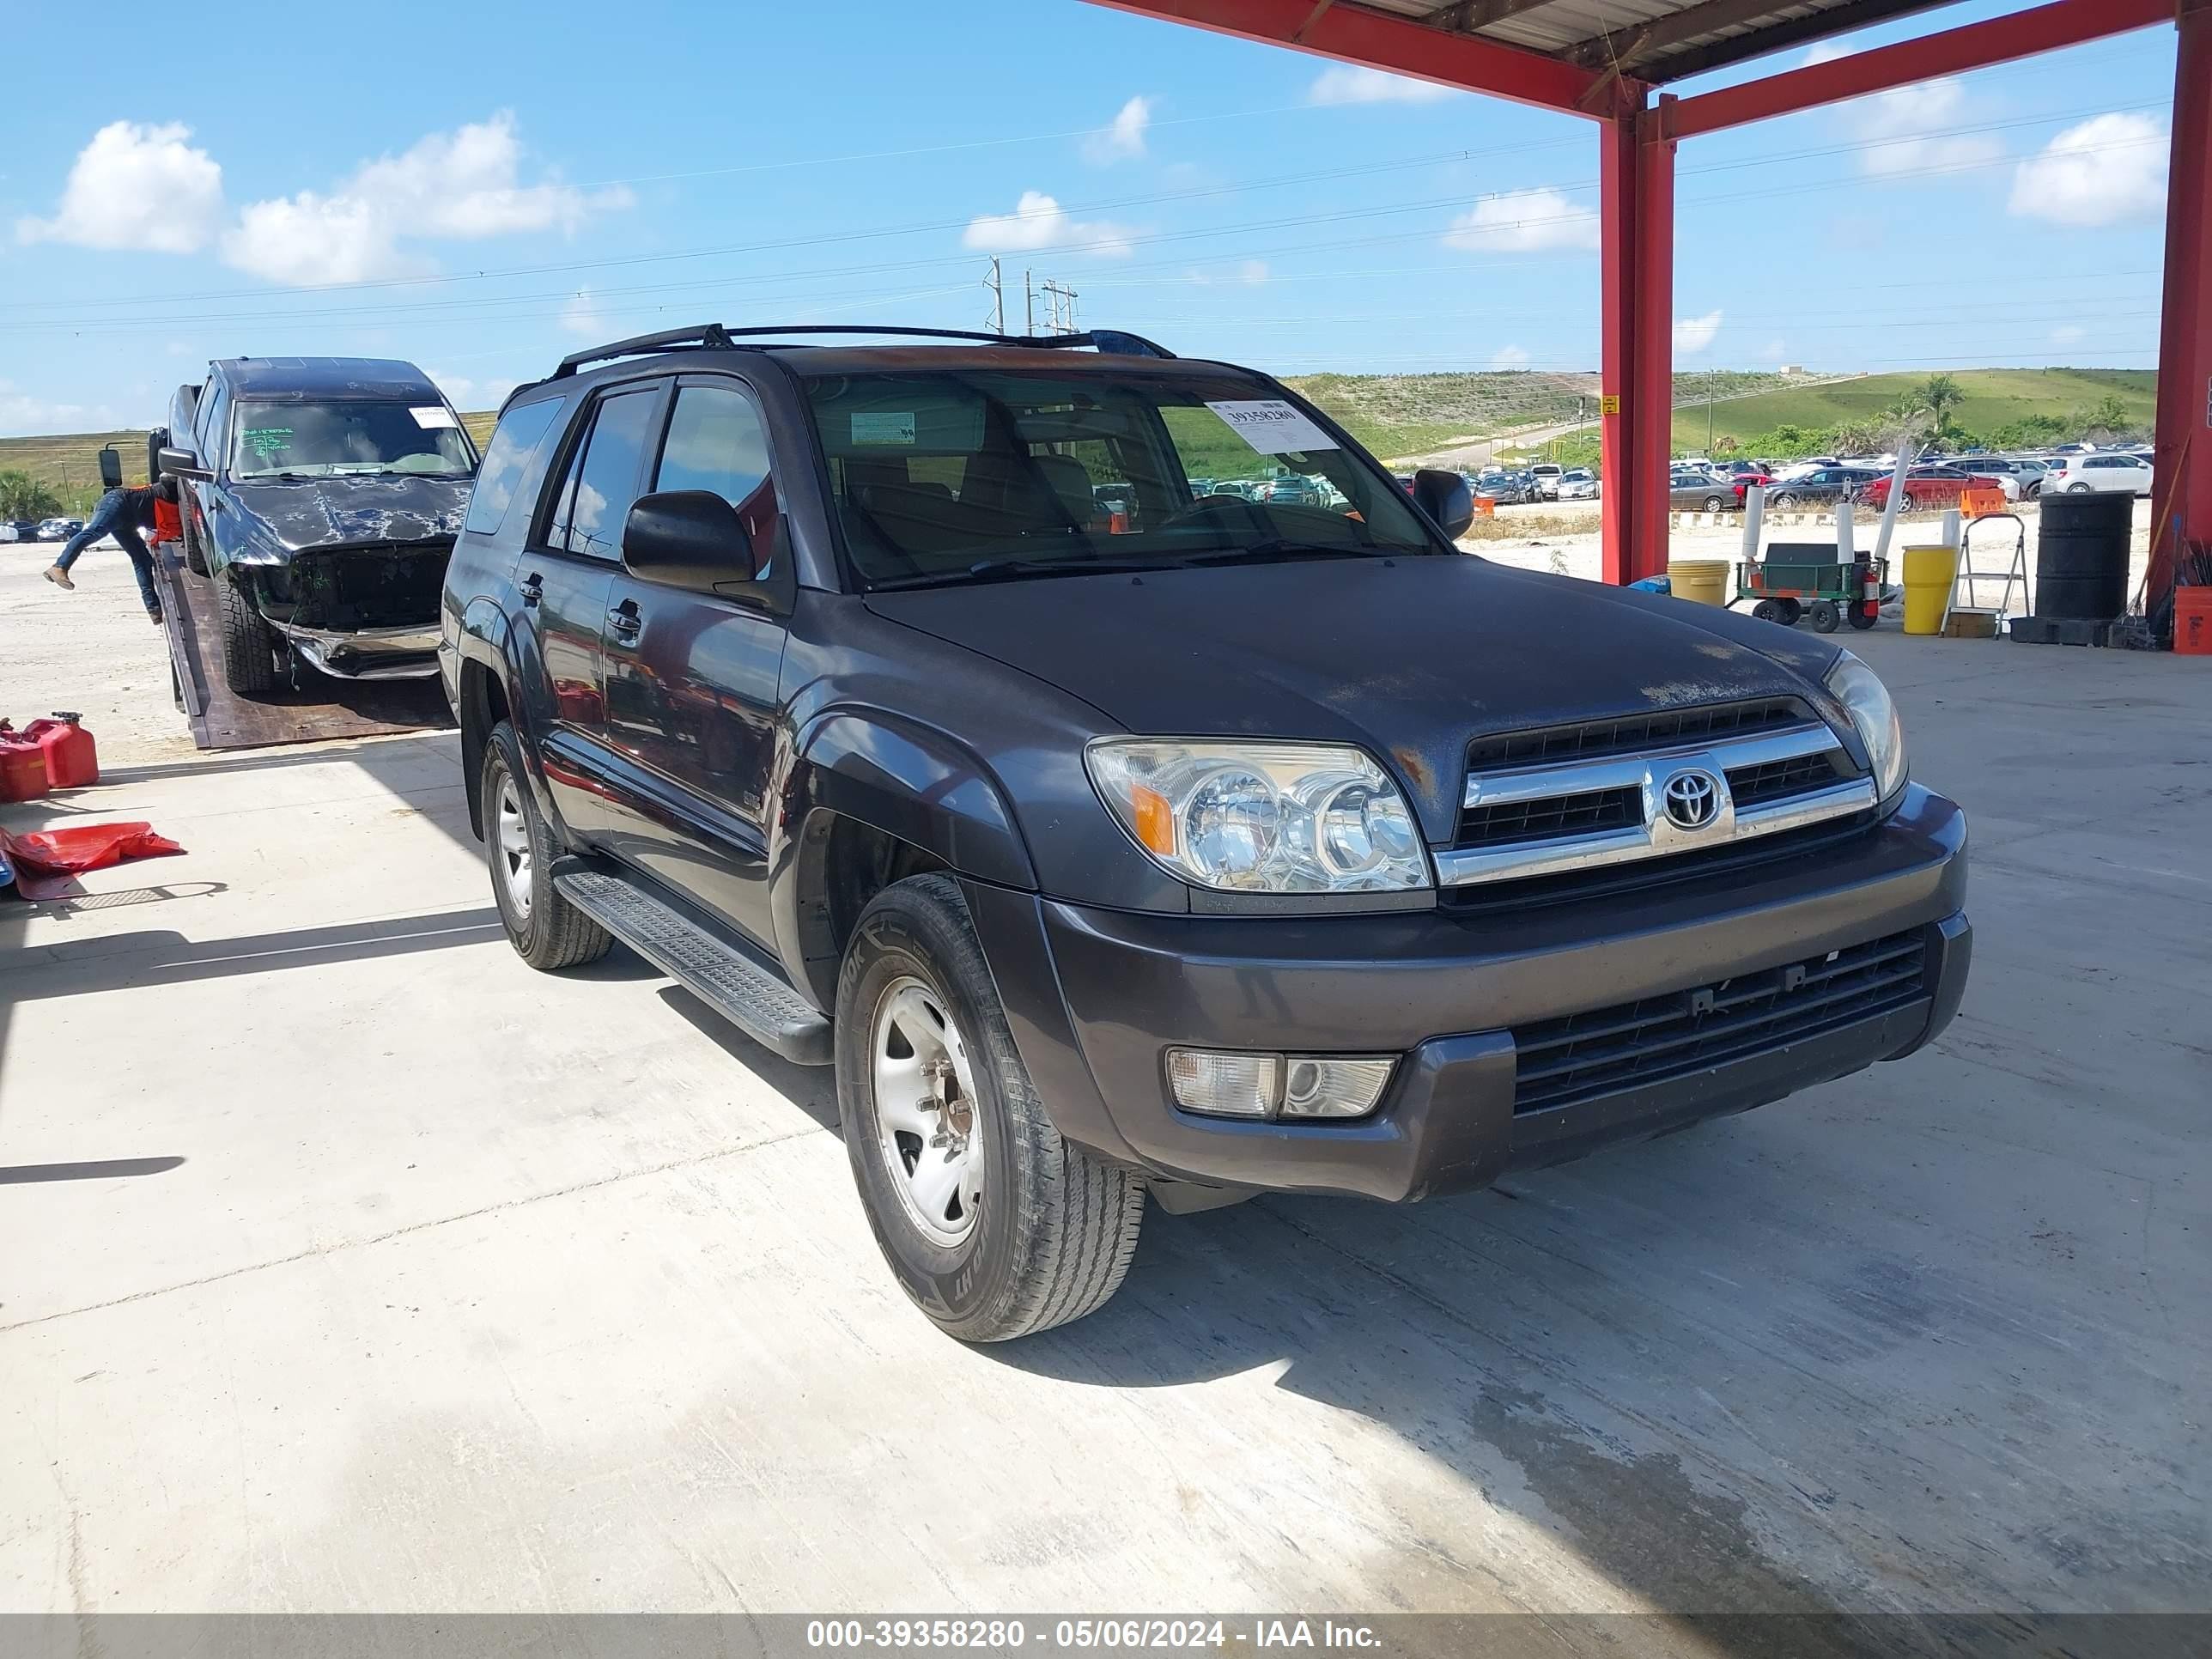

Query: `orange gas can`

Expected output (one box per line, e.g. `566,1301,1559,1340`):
22,713,97,789
2176,587,2212,657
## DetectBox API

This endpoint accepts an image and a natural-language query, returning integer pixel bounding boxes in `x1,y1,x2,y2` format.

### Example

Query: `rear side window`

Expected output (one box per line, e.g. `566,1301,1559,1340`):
547,388,659,558
465,399,564,536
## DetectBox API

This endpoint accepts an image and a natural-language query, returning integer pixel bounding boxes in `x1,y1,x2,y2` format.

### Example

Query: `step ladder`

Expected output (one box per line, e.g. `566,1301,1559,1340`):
1952,512,2029,622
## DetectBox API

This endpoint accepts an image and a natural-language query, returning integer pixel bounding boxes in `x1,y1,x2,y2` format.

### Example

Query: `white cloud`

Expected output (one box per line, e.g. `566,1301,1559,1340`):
1443,188,1599,254
1674,311,1723,353
0,379,119,439
2049,324,2087,346
222,112,631,287
962,191,1136,258
560,288,605,338
1187,259,1270,287
427,369,520,411
2008,112,2169,227
1083,97,1154,164
1491,344,1531,368
1802,41,1853,68
15,121,225,253
1843,77,2004,178
1308,65,1455,106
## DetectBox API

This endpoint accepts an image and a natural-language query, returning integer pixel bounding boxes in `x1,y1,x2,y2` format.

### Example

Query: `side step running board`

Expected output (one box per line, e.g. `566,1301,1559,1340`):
552,861,833,1066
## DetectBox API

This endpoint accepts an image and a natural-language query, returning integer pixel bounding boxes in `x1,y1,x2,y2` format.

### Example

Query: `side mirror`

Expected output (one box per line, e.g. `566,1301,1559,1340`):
98,445,124,489
157,446,211,482
1413,467,1474,541
621,489,757,592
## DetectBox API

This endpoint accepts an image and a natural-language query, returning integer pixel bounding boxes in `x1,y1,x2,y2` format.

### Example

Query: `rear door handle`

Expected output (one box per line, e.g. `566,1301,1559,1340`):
519,573,544,608
607,599,641,642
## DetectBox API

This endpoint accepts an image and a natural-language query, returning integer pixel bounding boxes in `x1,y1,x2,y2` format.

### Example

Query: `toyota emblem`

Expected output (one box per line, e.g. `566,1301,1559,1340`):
1662,769,1723,830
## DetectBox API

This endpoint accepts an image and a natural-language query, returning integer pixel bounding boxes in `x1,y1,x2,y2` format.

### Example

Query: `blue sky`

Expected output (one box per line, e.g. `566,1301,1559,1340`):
0,0,2177,434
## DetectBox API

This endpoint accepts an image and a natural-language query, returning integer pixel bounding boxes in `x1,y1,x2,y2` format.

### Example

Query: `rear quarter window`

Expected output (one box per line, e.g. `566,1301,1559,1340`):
465,398,566,536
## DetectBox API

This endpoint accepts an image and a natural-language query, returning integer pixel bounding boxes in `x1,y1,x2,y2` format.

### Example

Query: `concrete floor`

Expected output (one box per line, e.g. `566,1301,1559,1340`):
1,597,2206,1620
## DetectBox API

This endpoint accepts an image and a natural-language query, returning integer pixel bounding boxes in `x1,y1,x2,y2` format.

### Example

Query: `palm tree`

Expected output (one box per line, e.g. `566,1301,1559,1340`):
1917,374,1965,428
0,471,64,521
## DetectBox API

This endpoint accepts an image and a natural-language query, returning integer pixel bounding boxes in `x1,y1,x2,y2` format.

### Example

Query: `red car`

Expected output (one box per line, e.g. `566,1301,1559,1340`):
1730,471,1772,504
1854,465,2003,512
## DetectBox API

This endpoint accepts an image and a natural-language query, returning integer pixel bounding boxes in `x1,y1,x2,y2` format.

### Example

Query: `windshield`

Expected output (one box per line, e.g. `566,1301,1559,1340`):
229,399,477,480
799,367,1441,587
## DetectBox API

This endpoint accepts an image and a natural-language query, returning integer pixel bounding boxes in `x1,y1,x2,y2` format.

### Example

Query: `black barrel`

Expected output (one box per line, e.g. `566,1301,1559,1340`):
2035,490,2133,618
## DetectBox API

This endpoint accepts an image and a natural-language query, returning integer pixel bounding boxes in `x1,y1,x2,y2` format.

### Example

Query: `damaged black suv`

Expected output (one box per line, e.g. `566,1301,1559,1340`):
158,357,477,692
442,324,1971,1343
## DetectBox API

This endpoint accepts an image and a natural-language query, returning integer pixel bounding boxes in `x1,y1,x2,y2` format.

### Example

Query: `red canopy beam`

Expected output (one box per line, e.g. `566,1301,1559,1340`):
1670,0,2172,137
1081,0,1627,117
2149,0,2212,613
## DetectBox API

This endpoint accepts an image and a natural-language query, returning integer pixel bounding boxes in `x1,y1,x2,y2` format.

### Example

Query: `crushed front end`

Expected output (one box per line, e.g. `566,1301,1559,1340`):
249,542,450,678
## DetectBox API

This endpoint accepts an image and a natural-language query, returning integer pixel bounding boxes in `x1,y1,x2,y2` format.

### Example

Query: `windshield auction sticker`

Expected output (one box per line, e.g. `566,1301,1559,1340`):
851,412,918,446
410,405,460,428
1205,399,1337,454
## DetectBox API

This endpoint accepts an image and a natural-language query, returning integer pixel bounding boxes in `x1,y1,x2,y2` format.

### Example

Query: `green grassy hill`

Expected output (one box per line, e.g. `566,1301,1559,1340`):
1668,368,2156,454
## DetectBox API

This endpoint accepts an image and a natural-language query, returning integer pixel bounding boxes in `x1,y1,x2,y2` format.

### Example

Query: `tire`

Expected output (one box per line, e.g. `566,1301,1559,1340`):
183,515,209,577
1808,599,1842,634
1752,599,1790,624
480,720,613,971
1847,605,1878,630
836,873,1144,1342
2067,483,2092,494
1774,597,1802,626
1771,492,1799,509
216,567,277,693
1704,495,1727,512
1899,492,1919,512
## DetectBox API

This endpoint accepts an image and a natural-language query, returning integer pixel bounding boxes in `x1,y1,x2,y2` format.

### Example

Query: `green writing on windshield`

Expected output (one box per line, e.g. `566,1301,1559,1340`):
243,428,293,458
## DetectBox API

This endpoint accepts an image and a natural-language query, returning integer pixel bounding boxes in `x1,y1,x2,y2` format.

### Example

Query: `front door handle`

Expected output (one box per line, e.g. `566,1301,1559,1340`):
607,599,641,642
519,573,544,608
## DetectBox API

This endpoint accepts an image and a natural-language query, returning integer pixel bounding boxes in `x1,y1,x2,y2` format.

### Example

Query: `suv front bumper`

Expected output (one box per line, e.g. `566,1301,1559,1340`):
969,784,1968,1203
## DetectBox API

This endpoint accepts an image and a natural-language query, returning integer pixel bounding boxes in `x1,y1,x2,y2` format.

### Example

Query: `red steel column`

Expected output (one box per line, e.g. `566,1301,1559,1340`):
1600,115,1638,584
1632,98,1678,583
2150,0,2212,613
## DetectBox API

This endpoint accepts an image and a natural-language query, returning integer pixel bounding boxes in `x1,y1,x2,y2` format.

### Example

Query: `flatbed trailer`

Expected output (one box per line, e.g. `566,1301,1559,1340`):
152,544,451,752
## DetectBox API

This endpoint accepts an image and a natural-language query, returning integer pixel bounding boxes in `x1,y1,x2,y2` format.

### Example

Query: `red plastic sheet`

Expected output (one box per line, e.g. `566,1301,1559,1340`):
0,822,184,900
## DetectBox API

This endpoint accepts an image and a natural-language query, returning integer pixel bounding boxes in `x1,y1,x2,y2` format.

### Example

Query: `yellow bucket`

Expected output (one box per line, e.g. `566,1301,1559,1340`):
1667,558,1730,607
1901,544,1959,635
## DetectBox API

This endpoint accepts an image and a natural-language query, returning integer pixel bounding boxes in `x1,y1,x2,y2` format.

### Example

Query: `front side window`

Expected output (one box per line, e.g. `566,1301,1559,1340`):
800,367,1437,587
230,399,477,480
653,383,779,573
465,398,565,537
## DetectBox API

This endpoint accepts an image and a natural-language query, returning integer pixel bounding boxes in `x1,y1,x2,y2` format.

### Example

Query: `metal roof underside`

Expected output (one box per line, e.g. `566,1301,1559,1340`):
1351,0,1966,83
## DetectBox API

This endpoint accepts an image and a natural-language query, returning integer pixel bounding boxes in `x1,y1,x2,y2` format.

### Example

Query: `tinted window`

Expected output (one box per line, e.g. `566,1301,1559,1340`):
550,388,658,558
229,399,475,479
198,381,228,467
653,384,778,568
465,398,564,536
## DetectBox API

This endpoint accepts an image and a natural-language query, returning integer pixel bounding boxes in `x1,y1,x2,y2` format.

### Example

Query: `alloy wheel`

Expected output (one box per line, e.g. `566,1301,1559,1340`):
872,977,984,1248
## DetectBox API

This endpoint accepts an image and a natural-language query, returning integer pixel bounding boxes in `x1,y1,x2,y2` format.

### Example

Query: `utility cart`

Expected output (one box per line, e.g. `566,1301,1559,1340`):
1735,542,1884,633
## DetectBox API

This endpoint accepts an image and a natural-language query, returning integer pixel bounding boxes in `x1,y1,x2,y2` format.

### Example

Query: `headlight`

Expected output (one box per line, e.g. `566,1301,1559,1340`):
1085,739,1430,893
1824,650,1907,802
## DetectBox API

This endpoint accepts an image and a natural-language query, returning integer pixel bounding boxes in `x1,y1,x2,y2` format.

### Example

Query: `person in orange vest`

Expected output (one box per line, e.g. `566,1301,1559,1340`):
44,477,175,625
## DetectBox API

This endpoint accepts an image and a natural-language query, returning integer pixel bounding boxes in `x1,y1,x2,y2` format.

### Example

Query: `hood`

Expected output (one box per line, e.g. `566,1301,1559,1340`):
221,475,470,560
866,556,1846,840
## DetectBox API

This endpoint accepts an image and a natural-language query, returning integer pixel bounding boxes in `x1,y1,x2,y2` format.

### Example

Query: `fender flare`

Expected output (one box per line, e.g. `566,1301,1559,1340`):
453,599,542,840
770,708,1037,997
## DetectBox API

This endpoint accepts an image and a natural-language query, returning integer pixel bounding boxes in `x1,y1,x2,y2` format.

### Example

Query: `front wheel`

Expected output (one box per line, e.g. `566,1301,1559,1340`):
216,568,276,694
837,874,1144,1342
480,720,612,970
1704,495,1727,512
1808,599,1842,634
1771,492,1799,509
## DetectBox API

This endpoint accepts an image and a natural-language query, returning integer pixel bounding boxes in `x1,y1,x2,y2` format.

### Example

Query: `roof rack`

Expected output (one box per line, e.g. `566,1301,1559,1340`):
552,322,1174,377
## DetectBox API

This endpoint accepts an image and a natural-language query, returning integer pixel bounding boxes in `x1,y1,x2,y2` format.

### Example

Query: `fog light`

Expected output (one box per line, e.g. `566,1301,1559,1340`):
1280,1055,1395,1118
1167,1049,1395,1120
1166,1050,1279,1118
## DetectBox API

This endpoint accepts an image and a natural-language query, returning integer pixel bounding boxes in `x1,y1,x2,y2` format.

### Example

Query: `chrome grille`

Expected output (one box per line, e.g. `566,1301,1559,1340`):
1458,784,1640,848
1511,931,1929,1114
1464,698,1808,775
1726,750,1847,807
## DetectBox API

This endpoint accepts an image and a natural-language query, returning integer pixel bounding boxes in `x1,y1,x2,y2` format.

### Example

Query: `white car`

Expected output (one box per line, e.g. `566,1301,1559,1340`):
1557,467,1599,500
1527,462,1564,500
2043,453,2154,496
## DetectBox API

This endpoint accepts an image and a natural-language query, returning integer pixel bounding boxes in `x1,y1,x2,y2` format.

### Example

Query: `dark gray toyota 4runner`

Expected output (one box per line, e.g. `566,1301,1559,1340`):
441,324,1970,1341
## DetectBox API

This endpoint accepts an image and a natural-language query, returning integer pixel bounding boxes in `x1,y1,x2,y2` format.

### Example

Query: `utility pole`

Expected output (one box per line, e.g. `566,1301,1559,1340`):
1024,270,1036,337
1041,279,1079,335
985,258,1004,334
1706,368,1716,453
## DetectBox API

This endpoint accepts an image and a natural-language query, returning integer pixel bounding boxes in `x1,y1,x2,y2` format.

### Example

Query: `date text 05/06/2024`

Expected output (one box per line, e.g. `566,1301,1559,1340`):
805,1620,1384,1650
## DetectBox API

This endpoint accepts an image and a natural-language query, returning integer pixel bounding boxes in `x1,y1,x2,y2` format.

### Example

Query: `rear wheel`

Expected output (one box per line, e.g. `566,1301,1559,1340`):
1848,605,1879,630
480,720,613,971
1808,599,1842,634
1771,492,1800,509
1752,599,1793,625
216,568,277,694
2067,483,2092,493
837,873,1144,1342
1704,494,1727,512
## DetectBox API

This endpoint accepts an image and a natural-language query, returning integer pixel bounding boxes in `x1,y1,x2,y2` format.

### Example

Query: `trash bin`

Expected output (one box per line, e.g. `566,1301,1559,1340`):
1666,558,1729,607
1901,544,1959,635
